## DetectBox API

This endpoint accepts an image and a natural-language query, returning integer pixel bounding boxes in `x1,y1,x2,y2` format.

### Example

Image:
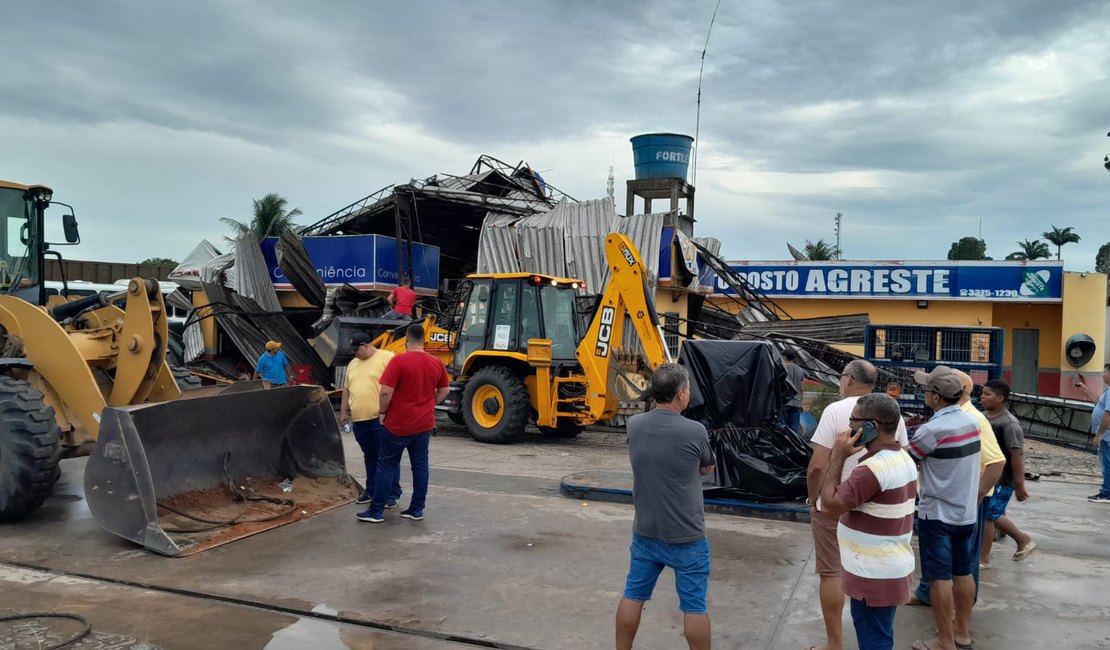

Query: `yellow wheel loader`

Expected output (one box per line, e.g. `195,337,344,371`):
351,232,673,443
0,181,354,556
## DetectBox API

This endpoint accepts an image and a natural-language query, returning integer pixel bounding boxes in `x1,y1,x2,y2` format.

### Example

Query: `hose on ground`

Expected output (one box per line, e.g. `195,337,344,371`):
157,452,297,533
0,612,91,649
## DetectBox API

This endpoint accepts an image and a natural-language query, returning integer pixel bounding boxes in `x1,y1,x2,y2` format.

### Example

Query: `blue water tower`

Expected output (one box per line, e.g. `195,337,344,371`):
630,133,695,181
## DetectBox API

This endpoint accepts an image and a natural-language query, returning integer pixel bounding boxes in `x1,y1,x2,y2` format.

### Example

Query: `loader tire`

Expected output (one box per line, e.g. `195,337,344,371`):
463,366,529,444
171,366,202,391
538,418,584,439
0,376,62,522
446,411,465,426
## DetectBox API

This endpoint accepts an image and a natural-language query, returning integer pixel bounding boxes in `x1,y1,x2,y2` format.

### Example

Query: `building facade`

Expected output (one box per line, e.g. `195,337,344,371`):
707,259,1107,398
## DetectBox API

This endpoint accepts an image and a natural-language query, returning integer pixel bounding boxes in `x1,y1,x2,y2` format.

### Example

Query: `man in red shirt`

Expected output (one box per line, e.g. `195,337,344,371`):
384,276,416,320
358,323,449,523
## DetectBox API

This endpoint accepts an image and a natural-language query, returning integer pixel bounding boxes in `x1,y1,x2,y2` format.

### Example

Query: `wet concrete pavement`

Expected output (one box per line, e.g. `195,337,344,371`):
2,422,1109,648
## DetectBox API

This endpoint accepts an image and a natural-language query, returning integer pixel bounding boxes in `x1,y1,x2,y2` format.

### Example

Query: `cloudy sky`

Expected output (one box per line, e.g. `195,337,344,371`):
2,1,1108,269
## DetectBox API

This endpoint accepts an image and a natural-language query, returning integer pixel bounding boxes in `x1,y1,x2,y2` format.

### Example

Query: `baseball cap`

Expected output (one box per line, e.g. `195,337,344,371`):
265,340,281,351
349,332,373,347
914,365,963,400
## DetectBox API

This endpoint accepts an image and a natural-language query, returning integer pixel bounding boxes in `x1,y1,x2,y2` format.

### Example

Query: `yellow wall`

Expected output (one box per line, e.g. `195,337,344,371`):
277,291,316,309
1060,272,1107,373
990,302,1061,368
756,298,995,328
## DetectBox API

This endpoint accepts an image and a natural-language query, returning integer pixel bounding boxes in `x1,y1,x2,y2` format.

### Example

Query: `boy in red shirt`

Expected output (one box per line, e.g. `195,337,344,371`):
359,323,449,522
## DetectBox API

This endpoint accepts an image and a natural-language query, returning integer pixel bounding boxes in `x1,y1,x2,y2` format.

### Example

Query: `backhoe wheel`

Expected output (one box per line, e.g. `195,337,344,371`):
462,366,530,444
0,376,63,521
538,418,584,439
171,366,202,391
446,411,465,426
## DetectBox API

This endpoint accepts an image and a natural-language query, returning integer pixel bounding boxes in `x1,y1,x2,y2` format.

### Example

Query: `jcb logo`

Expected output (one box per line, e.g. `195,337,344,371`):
595,306,616,357
619,244,637,267
429,332,452,343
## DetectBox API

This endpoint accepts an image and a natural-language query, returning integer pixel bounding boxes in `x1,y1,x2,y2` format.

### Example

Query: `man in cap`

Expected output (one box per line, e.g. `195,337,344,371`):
341,332,402,514
252,340,292,386
906,366,981,650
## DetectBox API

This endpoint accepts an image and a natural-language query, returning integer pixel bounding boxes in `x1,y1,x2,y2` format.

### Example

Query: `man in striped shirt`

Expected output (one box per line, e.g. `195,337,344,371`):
820,393,917,650
907,367,981,650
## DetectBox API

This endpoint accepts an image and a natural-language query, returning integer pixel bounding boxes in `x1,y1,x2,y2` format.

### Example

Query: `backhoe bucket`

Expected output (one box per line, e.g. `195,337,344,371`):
84,384,357,557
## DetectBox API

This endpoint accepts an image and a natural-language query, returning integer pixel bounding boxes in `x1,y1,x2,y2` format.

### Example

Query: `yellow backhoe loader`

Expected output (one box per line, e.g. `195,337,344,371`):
0,180,354,556
323,232,673,443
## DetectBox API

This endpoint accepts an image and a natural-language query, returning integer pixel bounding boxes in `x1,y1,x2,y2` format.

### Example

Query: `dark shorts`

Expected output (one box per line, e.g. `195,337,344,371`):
984,484,1015,521
623,533,711,614
918,518,976,581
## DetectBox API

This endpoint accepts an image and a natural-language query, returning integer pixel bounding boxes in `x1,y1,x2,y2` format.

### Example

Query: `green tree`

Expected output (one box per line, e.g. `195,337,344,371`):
1042,225,1080,260
139,257,178,266
947,237,990,260
803,239,839,260
1096,242,1110,274
1005,239,1051,261
221,193,302,243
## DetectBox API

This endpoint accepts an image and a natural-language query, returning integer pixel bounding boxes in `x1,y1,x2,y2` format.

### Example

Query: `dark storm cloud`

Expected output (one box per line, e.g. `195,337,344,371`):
0,0,1107,266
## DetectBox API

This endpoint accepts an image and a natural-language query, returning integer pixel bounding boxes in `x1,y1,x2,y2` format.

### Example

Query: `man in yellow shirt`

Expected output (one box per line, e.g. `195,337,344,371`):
340,332,401,511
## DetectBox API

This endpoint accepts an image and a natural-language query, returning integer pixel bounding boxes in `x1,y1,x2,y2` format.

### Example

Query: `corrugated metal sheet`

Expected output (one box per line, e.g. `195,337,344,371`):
231,233,281,313
183,320,205,363
563,198,618,292
476,212,523,274
613,211,666,289
515,207,567,278
693,237,721,259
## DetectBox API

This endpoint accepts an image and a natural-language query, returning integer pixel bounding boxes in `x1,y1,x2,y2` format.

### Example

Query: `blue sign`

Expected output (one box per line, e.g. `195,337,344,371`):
705,261,1063,302
260,235,440,293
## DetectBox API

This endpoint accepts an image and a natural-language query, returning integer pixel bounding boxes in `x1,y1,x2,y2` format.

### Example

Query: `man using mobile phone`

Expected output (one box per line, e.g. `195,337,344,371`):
819,393,917,650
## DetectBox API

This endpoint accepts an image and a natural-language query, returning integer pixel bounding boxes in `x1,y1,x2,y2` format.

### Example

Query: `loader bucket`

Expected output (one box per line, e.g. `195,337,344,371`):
84,384,357,557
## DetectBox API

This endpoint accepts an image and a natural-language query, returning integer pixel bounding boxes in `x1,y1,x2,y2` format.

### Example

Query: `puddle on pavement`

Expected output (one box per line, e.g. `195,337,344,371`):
265,617,349,650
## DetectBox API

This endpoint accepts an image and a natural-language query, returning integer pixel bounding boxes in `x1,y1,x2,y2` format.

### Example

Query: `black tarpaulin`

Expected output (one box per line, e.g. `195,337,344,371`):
678,340,811,502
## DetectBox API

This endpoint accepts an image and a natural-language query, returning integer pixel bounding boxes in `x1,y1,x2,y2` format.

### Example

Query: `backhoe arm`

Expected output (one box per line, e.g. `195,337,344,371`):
576,233,672,418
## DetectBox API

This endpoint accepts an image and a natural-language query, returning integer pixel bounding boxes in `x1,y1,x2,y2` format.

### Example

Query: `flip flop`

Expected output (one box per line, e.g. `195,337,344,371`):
956,640,975,650
1013,538,1038,561
911,641,937,650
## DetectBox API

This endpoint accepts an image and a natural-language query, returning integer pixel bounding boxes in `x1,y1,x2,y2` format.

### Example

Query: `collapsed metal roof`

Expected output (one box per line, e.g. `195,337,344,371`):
301,155,575,281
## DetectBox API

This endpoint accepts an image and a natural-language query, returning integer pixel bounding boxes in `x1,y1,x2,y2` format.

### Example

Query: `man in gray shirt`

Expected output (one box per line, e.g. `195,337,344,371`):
616,363,716,650
780,349,806,434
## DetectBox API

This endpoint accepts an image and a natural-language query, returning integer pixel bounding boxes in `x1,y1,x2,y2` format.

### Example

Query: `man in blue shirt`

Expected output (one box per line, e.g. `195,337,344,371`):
253,340,292,386
1077,363,1110,503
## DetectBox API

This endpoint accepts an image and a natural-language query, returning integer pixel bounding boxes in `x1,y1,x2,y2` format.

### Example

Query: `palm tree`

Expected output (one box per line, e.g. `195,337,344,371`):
803,239,839,261
221,193,302,243
1042,225,1081,260
1006,239,1051,261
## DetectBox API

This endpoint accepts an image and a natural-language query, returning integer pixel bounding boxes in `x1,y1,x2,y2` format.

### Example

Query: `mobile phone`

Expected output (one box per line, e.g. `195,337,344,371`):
857,420,879,446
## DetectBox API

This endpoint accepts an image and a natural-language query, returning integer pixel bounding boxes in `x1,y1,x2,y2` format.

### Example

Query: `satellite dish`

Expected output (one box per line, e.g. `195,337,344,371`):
787,243,808,261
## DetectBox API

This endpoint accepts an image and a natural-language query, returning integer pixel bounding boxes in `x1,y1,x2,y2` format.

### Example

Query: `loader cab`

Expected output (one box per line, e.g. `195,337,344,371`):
453,274,583,373
0,181,80,307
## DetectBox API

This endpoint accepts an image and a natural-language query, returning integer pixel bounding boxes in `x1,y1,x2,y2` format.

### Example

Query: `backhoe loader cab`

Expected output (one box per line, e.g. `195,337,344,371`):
379,233,672,444
451,274,583,370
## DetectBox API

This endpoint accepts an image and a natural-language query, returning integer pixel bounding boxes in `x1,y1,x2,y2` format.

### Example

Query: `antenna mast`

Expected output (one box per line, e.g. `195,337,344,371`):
834,211,843,260
691,0,722,188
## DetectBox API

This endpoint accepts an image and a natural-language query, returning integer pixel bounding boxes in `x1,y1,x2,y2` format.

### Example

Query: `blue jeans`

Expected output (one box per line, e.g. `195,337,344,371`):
370,431,431,514
850,598,896,650
779,406,801,433
914,500,986,603
1099,438,1110,497
622,534,711,614
352,419,401,502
